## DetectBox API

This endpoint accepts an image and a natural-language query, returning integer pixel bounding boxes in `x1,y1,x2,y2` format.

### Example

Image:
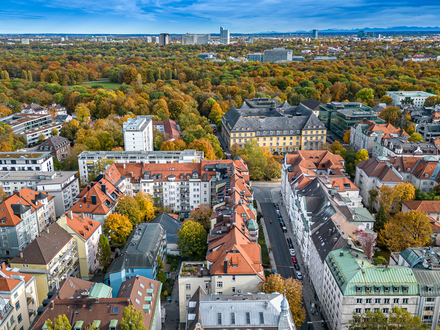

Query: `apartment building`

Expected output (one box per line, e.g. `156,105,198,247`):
181,33,210,45
355,156,440,209
57,211,102,279
105,223,166,296
0,113,52,135
77,149,204,184
153,119,180,141
0,171,79,217
374,137,440,158
123,115,154,151
323,247,419,330
386,91,436,107
185,290,297,330
220,26,229,44
280,150,346,209
22,122,63,145
178,158,263,322
30,276,162,330
0,152,54,172
0,264,39,329
36,135,71,162
70,173,124,223
222,98,326,153
350,119,408,153
263,48,293,63
246,53,263,62
10,223,79,305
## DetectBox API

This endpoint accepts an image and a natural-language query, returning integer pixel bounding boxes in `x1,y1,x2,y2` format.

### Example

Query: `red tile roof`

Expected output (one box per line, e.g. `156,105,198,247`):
62,212,101,240
403,201,440,213
153,119,180,141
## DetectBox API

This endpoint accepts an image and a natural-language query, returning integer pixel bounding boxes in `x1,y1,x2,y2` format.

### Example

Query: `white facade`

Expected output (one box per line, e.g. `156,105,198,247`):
22,123,63,145
386,91,435,107
78,150,204,184
123,115,154,151
0,171,80,217
220,26,230,44
0,152,54,172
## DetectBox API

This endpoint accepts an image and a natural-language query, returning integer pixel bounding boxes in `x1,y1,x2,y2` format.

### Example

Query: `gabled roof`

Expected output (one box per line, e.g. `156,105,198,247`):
149,212,181,244
10,223,72,265
402,201,440,213
356,158,403,183
62,212,101,241
37,135,70,150
0,277,21,292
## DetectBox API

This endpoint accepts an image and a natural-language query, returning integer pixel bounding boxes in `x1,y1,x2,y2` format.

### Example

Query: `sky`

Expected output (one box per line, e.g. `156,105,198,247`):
1,0,440,34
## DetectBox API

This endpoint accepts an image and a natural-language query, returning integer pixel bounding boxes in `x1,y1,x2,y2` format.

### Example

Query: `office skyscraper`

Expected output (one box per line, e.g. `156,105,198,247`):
159,33,170,46
220,26,230,44
312,29,318,39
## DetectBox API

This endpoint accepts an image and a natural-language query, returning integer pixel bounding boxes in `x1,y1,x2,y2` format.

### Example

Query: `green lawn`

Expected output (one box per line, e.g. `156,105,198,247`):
258,221,271,268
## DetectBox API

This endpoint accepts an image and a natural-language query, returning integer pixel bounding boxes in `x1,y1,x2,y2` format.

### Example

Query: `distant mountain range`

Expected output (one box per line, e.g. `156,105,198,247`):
255,26,440,35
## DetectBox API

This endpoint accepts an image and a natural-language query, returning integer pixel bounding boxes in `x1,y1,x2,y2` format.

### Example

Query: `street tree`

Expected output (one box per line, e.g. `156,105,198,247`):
116,195,142,226
188,205,213,232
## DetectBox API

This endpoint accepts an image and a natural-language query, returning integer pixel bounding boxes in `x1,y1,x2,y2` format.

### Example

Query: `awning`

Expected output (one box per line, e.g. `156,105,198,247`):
92,320,101,329
109,320,118,328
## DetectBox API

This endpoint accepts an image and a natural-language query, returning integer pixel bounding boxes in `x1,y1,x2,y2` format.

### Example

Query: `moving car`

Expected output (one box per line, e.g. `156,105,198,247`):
291,256,297,263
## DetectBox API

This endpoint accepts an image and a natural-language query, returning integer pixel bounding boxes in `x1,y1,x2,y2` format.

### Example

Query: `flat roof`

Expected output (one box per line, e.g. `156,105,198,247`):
0,152,51,159
387,91,435,97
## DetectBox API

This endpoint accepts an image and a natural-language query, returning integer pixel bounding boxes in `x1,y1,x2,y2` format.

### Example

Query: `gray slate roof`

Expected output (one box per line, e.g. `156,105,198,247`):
106,223,165,277
149,212,181,244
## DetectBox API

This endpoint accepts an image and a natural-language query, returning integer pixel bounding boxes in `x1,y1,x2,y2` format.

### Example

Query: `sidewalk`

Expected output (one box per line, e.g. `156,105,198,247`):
271,188,324,330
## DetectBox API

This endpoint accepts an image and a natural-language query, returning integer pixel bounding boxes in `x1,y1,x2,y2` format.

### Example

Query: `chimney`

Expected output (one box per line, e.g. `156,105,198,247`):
224,257,228,274
329,229,332,236
68,211,73,220
101,184,106,193
333,237,337,243
123,164,126,169
87,185,90,191
91,195,97,205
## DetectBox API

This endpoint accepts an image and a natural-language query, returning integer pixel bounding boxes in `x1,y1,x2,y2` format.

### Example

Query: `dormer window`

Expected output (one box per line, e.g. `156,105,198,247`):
365,286,371,293
402,286,408,293
425,173,429,178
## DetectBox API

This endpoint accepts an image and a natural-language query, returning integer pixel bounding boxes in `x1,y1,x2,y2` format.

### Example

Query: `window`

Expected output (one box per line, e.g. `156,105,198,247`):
15,301,20,310
217,313,222,325
355,308,361,314
231,313,235,325
13,292,18,299
232,275,236,282
112,306,119,314
17,314,22,323
384,298,390,304
356,298,362,304
186,295,191,300
365,308,370,312
402,298,408,304
259,312,264,324
375,298,381,304
135,298,140,304
186,284,191,290
232,287,235,293
217,281,223,288
366,298,372,304
246,312,250,324
393,298,399,304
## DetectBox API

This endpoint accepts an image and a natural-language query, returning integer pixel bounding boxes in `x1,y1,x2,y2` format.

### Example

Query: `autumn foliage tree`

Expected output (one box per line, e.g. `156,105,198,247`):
378,210,432,252
188,205,213,232
177,220,207,260
343,129,351,144
135,192,155,222
379,106,401,127
260,274,306,328
104,213,133,246
188,138,216,160
355,149,369,165
115,195,142,226
121,305,147,330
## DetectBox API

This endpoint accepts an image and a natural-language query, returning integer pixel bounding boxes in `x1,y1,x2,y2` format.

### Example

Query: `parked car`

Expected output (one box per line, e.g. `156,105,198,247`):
288,243,294,249
287,238,292,244
274,203,278,208
296,271,302,280
291,256,297,263
213,129,217,133
289,249,296,256
294,264,300,270
282,226,287,233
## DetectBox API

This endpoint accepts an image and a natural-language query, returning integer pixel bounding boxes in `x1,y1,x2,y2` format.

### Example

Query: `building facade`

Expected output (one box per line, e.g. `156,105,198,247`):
159,33,170,46
0,171,79,217
220,26,230,44
181,34,210,45
263,48,293,63
123,115,154,152
105,223,166,296
386,91,436,107
22,122,63,145
222,98,327,153
78,149,203,184
247,53,264,62
0,152,54,172
57,211,102,279
0,113,52,135
10,223,79,305
36,135,71,162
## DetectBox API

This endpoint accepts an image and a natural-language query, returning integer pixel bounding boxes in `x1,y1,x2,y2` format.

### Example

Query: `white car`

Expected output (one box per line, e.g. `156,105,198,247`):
289,249,296,256
296,271,302,280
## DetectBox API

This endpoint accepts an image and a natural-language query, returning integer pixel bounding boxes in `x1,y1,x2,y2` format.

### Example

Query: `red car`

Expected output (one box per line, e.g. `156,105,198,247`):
291,256,297,263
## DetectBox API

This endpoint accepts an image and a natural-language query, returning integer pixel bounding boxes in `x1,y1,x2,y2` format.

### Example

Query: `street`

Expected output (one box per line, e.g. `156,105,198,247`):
252,182,323,330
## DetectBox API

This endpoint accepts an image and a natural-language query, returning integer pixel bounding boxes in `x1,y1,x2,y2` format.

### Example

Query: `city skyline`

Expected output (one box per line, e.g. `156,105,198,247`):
1,0,439,34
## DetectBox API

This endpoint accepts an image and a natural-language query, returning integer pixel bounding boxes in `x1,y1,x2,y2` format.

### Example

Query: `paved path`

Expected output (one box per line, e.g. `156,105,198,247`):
163,278,180,330
252,182,324,330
